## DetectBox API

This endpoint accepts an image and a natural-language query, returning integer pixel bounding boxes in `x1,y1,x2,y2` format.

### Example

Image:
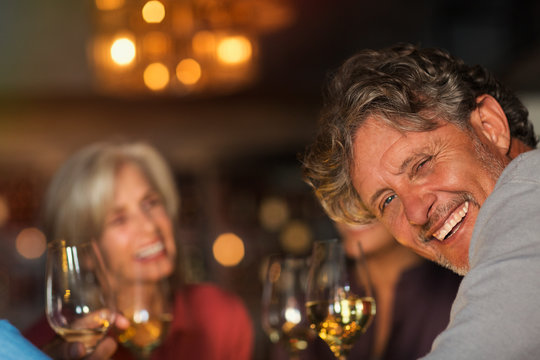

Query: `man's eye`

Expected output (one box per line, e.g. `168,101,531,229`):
415,156,432,172
381,194,397,211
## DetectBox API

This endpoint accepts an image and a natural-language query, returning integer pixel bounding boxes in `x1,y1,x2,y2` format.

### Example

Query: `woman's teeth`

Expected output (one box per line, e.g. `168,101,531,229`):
433,201,469,241
135,242,164,259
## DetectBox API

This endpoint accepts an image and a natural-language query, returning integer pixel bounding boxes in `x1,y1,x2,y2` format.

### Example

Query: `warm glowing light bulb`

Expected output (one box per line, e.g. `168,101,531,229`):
176,58,201,85
213,233,245,267
217,36,252,64
143,62,169,91
110,37,136,65
95,0,124,10
16,227,47,260
142,1,165,23
192,31,216,57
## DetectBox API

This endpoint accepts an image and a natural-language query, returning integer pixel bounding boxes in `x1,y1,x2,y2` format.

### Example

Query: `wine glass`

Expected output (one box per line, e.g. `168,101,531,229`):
305,239,376,360
114,275,173,359
262,254,315,360
46,239,116,353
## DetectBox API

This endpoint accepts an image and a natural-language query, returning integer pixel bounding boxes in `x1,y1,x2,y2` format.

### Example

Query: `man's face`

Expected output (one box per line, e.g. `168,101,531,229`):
351,117,508,275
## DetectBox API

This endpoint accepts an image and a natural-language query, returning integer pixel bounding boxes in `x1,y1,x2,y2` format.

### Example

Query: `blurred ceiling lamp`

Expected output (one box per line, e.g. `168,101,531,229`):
95,0,125,11
110,37,136,66
176,58,201,85
143,62,170,90
216,36,252,64
90,0,295,96
142,1,166,23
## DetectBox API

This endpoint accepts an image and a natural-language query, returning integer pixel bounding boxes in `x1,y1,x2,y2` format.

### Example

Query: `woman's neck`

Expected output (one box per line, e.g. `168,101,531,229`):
361,244,423,359
365,243,422,290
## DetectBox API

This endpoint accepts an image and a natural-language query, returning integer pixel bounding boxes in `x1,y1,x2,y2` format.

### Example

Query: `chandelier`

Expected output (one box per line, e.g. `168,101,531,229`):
90,0,294,96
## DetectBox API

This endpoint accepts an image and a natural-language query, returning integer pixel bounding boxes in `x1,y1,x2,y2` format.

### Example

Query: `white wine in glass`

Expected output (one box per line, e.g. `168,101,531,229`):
262,255,315,359
115,278,173,359
306,239,376,360
46,240,115,353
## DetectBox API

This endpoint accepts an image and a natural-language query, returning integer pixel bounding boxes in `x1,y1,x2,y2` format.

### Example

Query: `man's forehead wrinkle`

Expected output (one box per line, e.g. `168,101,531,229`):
378,131,411,176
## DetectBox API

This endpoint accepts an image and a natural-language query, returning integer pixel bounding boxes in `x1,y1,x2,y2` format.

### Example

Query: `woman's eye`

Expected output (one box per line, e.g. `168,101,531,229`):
108,215,127,226
142,196,162,212
381,194,397,212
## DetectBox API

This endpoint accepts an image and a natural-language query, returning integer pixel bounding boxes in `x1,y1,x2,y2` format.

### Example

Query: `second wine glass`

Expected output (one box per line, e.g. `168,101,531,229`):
115,276,173,360
262,254,315,360
305,239,376,360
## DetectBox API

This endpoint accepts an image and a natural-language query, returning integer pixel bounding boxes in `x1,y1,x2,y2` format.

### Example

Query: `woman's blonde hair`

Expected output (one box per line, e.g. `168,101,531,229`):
43,141,179,243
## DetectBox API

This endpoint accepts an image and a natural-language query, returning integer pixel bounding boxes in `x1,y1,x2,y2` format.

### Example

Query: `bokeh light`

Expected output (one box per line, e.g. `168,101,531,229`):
110,37,136,66
259,196,289,231
142,1,166,23
16,227,47,259
176,58,201,85
143,62,169,90
192,31,216,57
213,233,245,267
142,31,169,57
279,220,313,255
95,0,125,11
216,36,252,65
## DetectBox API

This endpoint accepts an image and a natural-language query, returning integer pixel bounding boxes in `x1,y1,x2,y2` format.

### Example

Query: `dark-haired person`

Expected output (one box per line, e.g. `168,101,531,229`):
299,221,461,360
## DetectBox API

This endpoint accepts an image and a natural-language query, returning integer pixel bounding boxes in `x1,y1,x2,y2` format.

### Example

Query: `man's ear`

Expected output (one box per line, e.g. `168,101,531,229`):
469,94,511,155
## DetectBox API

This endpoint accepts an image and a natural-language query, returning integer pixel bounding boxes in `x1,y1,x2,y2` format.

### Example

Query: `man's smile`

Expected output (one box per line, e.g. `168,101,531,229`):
432,201,469,241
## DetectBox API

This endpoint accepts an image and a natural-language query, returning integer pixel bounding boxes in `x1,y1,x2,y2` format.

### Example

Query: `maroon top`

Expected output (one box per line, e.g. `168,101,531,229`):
25,284,254,360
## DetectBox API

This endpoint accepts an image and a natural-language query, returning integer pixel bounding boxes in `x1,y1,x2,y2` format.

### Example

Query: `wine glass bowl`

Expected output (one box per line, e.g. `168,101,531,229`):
262,255,315,359
45,239,115,353
115,276,173,359
306,239,376,360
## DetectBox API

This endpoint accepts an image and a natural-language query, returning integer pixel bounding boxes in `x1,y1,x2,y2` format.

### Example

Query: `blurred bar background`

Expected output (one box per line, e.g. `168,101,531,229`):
0,1,540,359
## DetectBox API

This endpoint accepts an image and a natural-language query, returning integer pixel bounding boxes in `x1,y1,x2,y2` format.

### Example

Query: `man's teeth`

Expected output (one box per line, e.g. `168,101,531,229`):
135,242,164,259
433,202,469,241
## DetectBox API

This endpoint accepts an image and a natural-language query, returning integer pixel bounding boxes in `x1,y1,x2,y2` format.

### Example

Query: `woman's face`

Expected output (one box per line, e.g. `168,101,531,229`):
99,162,176,282
338,221,398,259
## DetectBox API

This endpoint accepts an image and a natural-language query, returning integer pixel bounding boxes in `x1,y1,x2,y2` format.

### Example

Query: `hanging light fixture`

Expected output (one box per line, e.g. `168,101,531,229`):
90,0,294,96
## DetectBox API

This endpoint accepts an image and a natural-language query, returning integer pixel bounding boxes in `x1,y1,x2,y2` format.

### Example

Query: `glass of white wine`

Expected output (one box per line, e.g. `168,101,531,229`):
306,239,376,360
115,276,173,360
46,239,116,353
262,255,315,359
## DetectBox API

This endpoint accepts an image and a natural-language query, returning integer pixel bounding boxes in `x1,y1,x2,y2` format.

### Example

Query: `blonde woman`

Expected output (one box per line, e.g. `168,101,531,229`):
26,141,254,360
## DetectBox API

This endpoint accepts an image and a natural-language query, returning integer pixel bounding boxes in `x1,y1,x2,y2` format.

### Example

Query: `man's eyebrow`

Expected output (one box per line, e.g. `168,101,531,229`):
368,153,422,209
397,156,414,174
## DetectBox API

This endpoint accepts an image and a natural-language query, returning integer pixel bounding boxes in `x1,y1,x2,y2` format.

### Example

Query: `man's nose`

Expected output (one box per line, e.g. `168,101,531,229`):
400,188,436,226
